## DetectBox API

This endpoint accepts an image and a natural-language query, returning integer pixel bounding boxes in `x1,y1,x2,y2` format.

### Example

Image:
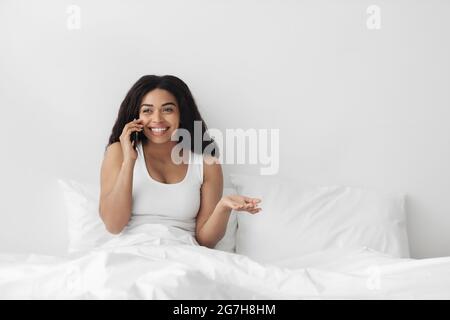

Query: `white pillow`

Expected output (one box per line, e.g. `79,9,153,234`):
58,179,118,253
229,174,410,264
58,179,238,253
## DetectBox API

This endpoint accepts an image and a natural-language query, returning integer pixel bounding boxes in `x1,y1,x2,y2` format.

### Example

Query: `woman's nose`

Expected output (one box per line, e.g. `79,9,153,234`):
152,110,162,122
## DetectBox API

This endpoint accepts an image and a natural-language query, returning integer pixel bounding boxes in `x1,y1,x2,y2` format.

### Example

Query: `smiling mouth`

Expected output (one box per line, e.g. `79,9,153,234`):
149,127,170,134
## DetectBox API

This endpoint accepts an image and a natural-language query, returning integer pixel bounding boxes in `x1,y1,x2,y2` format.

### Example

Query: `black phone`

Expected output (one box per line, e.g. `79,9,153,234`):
131,118,139,149
132,130,139,149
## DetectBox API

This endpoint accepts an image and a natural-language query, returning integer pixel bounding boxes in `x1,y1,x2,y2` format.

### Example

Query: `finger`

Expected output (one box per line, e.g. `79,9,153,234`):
129,119,143,127
124,124,143,133
123,128,141,140
128,126,143,133
246,202,260,208
244,204,257,211
243,196,261,203
230,202,243,210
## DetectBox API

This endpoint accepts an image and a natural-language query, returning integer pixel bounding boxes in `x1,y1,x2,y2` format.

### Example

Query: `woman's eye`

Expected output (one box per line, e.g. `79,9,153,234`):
163,108,173,113
143,109,152,113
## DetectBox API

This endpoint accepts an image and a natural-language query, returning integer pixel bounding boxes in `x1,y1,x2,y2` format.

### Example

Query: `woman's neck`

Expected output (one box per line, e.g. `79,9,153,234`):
143,139,181,160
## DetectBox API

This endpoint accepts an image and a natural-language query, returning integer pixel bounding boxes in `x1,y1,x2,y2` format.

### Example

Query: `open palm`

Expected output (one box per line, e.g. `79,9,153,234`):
221,195,262,214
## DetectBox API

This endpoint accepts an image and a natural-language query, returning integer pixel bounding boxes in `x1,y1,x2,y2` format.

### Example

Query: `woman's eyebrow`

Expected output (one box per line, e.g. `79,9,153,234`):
141,102,176,108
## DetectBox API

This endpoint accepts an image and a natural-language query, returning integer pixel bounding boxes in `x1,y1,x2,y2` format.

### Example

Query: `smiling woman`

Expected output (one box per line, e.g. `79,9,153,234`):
106,75,215,154
139,90,180,141
98,75,262,248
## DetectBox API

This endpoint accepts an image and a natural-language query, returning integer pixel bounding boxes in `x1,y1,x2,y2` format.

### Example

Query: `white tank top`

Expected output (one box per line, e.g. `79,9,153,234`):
128,141,203,236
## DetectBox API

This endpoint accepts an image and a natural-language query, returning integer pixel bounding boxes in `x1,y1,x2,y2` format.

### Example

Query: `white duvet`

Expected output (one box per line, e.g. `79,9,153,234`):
1,223,449,299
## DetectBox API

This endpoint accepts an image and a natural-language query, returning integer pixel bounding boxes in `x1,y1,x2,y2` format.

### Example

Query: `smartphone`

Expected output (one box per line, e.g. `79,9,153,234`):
131,118,139,149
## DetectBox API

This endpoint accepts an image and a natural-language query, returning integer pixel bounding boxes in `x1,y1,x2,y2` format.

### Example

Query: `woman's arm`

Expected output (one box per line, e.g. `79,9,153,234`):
195,157,226,248
99,143,135,234
195,156,261,248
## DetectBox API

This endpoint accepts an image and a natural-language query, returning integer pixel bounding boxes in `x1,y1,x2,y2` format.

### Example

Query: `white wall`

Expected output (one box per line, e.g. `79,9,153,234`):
0,0,449,258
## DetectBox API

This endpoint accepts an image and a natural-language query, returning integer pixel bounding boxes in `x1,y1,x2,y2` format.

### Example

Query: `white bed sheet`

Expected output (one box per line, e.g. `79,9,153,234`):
1,223,449,299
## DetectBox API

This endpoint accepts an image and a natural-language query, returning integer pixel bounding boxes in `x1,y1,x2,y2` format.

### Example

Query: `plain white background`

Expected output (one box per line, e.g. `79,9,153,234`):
0,0,449,258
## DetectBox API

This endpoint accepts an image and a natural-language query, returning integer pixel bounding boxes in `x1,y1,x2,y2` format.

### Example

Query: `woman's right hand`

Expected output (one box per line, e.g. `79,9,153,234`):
119,118,144,162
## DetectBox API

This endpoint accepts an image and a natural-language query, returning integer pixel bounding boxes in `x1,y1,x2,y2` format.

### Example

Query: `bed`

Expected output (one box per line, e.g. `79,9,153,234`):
1,174,449,299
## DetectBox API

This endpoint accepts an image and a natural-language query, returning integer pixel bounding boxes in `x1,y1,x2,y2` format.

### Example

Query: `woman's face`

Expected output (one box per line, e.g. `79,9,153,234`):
139,88,180,144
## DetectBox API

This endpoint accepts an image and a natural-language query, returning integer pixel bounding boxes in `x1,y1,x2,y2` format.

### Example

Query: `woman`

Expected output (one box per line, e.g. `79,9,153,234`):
99,75,261,248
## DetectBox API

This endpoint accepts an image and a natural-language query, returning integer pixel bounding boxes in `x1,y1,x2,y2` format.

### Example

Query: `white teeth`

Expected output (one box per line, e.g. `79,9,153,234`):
151,127,168,132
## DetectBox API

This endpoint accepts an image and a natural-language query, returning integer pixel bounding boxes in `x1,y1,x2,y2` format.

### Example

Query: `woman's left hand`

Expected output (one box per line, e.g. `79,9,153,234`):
219,195,262,214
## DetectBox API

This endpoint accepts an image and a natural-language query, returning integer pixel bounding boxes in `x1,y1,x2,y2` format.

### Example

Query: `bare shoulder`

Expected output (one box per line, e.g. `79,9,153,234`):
202,155,222,182
104,142,123,163
101,142,124,181
100,142,124,199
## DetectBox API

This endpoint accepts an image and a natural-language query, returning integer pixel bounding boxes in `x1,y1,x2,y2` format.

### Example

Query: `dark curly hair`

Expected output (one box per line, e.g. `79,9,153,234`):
105,75,218,157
